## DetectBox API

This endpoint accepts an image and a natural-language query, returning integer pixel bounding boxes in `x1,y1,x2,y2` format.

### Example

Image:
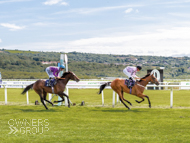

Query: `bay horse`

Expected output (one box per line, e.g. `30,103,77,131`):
22,71,80,110
98,73,159,109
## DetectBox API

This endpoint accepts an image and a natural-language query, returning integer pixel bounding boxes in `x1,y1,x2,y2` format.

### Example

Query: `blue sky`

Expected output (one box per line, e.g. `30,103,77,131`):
0,0,190,56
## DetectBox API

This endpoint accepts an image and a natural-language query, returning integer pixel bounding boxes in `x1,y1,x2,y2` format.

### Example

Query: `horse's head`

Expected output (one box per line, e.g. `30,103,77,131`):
62,71,80,82
70,71,80,82
150,73,159,86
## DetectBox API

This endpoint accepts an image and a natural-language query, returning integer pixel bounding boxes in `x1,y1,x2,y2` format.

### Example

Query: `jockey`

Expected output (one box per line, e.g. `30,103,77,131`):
123,66,142,88
45,63,65,87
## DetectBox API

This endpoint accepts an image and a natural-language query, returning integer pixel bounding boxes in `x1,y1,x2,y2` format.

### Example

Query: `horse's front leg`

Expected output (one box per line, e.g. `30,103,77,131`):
53,94,65,103
136,93,151,108
135,98,144,103
145,95,151,108
43,92,54,106
54,92,70,108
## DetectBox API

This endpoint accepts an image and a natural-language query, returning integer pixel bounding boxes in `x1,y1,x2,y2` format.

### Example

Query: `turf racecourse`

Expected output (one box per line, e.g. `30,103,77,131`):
0,89,190,143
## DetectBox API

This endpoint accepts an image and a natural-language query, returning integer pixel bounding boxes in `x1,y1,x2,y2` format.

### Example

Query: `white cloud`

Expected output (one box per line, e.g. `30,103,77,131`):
54,5,143,15
125,8,133,14
2,26,190,57
33,22,57,26
0,39,2,43
43,0,68,6
0,23,25,31
168,12,190,18
60,2,68,6
0,0,31,4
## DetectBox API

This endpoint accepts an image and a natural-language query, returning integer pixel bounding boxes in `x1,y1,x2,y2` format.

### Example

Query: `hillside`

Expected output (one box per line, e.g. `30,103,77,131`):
0,49,190,79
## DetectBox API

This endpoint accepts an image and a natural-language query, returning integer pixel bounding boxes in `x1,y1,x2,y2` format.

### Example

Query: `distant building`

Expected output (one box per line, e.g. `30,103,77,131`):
41,61,58,65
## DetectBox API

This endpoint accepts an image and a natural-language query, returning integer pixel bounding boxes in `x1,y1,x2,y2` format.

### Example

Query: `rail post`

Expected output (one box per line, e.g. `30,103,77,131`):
26,91,29,105
102,90,104,107
64,54,69,106
116,94,119,103
64,86,69,106
170,87,173,108
49,93,52,101
5,86,7,105
112,91,115,107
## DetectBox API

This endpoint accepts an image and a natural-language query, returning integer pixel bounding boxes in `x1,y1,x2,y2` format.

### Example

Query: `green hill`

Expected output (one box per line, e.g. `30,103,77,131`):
0,49,190,79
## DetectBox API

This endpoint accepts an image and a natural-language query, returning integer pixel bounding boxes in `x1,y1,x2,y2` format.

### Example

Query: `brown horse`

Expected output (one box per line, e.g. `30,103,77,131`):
98,73,159,109
22,71,80,110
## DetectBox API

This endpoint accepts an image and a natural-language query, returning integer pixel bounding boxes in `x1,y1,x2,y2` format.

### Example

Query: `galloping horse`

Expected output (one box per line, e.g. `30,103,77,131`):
22,71,80,110
98,73,159,109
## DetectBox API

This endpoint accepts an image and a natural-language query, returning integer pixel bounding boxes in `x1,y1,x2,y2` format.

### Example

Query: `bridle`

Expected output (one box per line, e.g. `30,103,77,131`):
136,75,158,88
70,72,79,82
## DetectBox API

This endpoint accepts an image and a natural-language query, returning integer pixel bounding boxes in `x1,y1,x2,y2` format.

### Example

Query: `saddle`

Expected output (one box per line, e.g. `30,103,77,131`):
45,78,57,94
45,78,57,87
124,79,135,94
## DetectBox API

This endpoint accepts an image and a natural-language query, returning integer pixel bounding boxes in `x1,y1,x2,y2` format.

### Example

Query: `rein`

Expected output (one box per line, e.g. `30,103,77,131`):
136,78,147,88
57,78,65,80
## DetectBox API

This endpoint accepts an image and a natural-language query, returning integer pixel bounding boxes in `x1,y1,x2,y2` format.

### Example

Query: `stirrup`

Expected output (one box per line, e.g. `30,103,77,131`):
51,86,54,94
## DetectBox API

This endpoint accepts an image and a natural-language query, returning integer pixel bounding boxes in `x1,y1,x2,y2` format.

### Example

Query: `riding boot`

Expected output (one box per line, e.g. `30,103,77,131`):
129,77,134,88
48,78,52,86
50,78,55,87
50,78,55,94
128,82,132,88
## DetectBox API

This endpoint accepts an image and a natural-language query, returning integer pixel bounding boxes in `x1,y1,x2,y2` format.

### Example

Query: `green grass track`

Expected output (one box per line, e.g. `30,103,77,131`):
0,89,190,143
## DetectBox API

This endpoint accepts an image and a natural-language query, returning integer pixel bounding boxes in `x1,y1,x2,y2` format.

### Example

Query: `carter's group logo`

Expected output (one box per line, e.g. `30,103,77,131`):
8,119,49,134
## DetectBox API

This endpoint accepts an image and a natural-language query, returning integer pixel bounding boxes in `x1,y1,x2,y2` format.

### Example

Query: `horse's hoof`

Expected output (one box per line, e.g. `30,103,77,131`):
52,104,54,106
135,100,139,103
128,108,131,110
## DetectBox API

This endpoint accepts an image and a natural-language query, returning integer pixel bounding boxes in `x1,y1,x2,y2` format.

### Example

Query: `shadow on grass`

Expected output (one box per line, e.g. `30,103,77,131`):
16,107,61,112
91,108,147,113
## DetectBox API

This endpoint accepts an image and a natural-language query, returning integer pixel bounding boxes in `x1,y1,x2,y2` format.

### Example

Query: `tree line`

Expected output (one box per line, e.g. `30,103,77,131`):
1,49,190,79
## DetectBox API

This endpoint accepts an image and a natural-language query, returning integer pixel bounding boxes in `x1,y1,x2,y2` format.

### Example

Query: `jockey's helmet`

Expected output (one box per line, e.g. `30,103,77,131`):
137,66,142,70
58,63,65,69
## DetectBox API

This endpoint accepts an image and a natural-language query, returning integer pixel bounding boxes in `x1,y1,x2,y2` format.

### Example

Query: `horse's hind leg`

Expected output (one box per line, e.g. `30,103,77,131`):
34,88,48,110
43,91,54,106
119,97,130,110
40,95,48,110
122,93,132,106
123,98,132,106
120,89,132,106
117,91,130,110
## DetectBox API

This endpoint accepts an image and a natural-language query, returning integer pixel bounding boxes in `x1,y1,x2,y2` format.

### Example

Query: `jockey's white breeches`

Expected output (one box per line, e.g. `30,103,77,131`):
46,67,55,78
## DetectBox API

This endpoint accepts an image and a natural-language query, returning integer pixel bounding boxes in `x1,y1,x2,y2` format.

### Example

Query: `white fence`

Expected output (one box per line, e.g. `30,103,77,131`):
1,81,190,108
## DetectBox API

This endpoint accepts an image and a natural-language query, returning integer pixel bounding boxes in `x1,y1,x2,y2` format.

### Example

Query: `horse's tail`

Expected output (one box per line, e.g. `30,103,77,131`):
98,82,111,94
21,83,34,94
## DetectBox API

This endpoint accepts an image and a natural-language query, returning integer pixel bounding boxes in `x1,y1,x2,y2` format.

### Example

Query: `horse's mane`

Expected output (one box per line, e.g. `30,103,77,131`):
61,71,71,78
139,73,151,82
